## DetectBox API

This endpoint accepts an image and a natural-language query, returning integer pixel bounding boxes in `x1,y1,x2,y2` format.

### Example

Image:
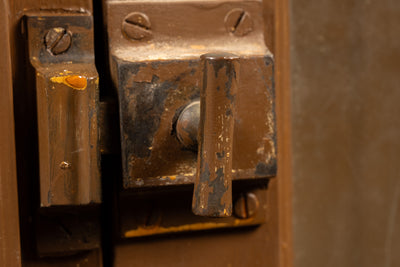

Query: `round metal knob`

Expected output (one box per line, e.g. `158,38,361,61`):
175,101,200,150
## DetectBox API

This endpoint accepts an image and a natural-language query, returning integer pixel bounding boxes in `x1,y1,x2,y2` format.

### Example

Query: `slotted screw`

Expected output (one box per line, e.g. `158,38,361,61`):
45,27,72,55
122,12,152,41
225,8,253,36
234,192,259,219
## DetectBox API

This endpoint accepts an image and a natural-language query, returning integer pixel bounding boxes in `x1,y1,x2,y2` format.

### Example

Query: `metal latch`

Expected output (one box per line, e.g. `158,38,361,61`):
104,0,276,237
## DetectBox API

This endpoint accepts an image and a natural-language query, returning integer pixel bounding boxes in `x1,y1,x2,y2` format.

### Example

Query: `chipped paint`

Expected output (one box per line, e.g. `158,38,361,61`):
50,75,88,90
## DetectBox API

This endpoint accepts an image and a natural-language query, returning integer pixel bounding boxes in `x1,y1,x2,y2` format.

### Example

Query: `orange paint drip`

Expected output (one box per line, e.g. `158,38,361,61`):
50,75,87,90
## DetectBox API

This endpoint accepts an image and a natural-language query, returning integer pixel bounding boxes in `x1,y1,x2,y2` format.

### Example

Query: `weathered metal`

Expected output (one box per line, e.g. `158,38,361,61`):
122,12,152,41
44,27,72,55
0,0,285,265
175,101,200,150
103,0,276,236
225,8,254,36
192,53,239,217
104,0,276,190
234,192,259,219
25,14,100,206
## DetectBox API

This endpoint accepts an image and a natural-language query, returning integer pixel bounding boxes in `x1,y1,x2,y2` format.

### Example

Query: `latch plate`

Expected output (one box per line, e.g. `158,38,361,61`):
105,0,276,189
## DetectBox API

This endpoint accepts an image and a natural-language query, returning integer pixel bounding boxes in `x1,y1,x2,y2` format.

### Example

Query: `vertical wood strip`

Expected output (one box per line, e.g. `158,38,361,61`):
0,0,22,266
274,0,294,266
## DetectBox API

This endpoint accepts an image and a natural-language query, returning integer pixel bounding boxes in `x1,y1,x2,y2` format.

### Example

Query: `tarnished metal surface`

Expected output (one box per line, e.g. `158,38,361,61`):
176,101,200,150
25,14,100,206
192,53,239,217
104,0,276,189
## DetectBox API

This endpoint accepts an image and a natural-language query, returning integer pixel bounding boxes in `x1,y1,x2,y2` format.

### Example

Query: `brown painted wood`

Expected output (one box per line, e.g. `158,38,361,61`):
274,0,294,266
0,1,22,266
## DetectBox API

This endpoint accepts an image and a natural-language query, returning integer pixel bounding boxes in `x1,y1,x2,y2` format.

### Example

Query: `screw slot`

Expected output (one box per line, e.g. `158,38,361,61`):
225,8,253,36
234,192,259,219
122,12,152,41
45,27,72,55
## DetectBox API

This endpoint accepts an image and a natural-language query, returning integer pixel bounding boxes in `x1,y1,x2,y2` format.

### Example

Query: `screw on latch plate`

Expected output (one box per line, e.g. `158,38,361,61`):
122,12,152,41
234,192,259,219
225,8,253,36
44,27,72,55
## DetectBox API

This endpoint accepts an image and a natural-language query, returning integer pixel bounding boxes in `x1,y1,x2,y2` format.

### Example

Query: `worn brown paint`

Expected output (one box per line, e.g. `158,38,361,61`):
104,0,276,190
26,14,100,206
192,53,239,217
1,0,286,266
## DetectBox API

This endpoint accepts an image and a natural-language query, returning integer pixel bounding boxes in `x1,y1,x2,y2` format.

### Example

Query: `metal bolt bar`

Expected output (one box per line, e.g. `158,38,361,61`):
192,53,239,217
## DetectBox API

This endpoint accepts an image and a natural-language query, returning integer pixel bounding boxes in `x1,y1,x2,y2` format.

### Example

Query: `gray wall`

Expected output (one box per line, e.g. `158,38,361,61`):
290,1,400,266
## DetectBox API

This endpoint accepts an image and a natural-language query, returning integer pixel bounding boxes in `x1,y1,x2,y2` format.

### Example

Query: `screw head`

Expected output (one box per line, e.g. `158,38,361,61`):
45,27,72,55
224,8,253,36
234,192,259,219
122,12,152,41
